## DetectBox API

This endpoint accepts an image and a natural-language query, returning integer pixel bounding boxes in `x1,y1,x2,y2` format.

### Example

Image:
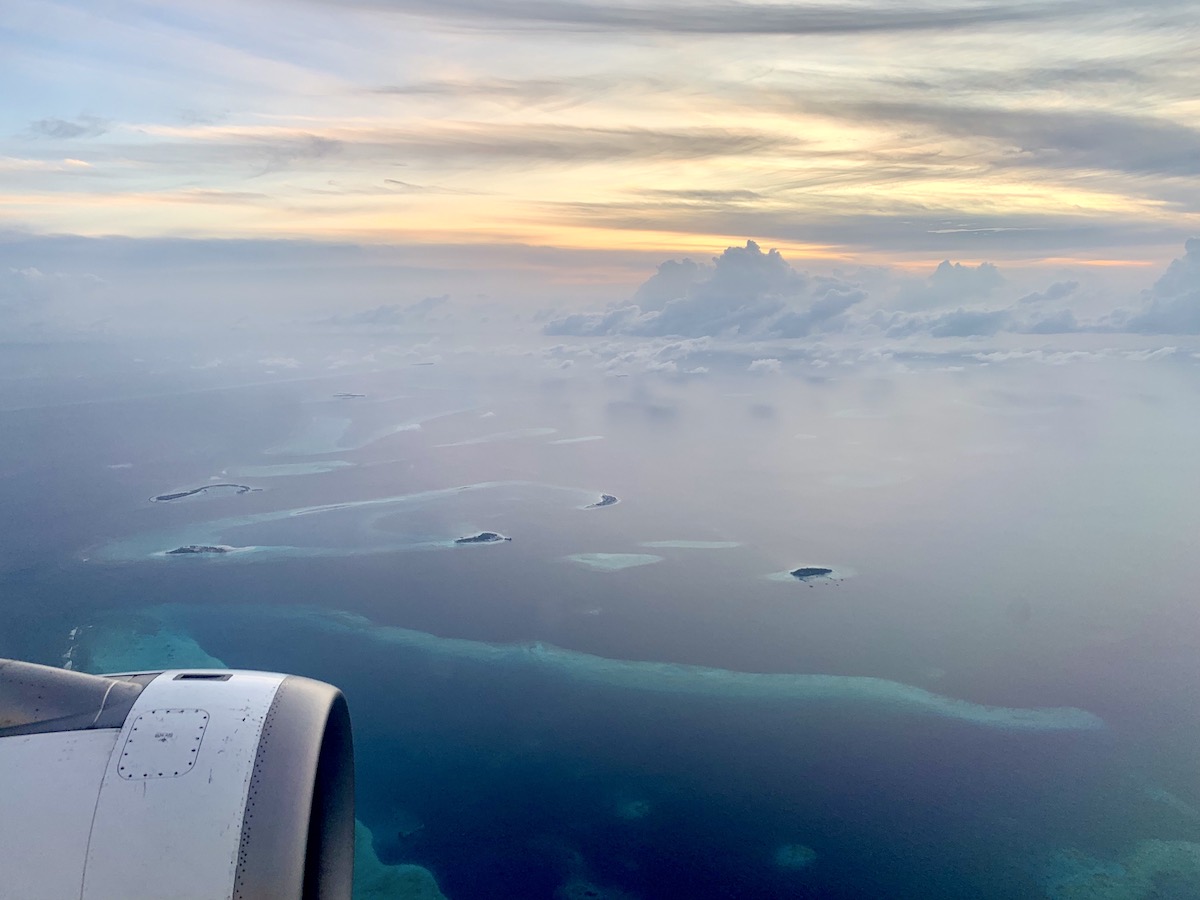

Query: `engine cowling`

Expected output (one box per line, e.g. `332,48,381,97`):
0,658,354,900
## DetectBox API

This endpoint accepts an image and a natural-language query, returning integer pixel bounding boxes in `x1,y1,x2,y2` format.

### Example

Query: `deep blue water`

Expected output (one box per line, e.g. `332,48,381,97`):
3,344,1200,898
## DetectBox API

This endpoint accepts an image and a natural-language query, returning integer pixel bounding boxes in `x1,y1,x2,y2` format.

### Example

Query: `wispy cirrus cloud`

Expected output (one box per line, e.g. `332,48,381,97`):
98,121,800,174
801,101,1200,179
369,74,674,110
305,0,1179,35
2,0,1197,265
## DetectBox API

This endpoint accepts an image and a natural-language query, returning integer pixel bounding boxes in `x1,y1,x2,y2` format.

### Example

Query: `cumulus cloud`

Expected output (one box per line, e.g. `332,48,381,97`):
874,242,1200,338
543,242,1160,344
546,240,864,339
897,259,1004,310
861,252,1147,337
632,258,707,311
1119,238,1200,334
771,280,867,337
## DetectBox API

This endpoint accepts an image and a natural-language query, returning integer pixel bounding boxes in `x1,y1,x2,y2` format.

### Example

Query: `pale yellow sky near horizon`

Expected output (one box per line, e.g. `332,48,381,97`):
2,0,1199,273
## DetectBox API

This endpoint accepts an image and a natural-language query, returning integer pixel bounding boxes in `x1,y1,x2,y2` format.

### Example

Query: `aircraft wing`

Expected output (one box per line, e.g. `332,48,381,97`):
0,658,354,899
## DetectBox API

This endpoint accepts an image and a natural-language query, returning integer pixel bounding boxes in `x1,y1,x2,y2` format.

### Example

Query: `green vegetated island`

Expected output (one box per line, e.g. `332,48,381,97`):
791,567,834,579
454,532,512,544
585,494,619,509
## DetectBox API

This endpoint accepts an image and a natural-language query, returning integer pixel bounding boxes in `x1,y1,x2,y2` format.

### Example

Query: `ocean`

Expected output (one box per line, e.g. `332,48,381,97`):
2,339,1199,899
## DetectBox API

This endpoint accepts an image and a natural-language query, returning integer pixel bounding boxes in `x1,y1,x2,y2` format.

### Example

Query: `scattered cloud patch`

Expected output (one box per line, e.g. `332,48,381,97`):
748,358,783,374
28,115,109,139
259,356,301,369
1018,280,1079,305
1123,346,1179,362
322,295,449,327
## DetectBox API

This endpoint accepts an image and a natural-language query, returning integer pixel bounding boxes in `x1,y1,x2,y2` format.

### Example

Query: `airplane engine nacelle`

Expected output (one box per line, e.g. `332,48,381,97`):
0,658,354,899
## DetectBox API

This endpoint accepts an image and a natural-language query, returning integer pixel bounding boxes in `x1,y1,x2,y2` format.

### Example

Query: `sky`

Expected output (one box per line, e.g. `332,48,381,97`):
1,0,1199,338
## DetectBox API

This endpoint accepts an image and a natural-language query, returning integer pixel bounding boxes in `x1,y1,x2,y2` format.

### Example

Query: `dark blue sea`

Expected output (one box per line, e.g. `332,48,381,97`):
3,338,1200,899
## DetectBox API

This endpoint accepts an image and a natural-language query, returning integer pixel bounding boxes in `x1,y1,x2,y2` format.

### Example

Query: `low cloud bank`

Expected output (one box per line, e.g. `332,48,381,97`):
547,238,1200,342
0,266,106,325
321,294,449,327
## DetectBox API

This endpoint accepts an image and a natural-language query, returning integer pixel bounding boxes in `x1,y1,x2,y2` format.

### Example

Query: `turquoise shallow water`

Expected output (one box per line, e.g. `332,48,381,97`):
62,601,1191,900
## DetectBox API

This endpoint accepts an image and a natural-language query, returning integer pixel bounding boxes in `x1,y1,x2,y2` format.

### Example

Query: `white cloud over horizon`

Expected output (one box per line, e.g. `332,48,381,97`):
546,237,1200,344
546,240,866,339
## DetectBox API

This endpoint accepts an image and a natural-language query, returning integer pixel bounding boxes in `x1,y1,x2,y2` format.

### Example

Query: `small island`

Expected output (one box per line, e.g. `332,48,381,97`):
585,494,619,509
166,545,231,555
454,532,512,544
791,567,834,580
333,392,366,399
766,565,849,584
151,484,257,503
